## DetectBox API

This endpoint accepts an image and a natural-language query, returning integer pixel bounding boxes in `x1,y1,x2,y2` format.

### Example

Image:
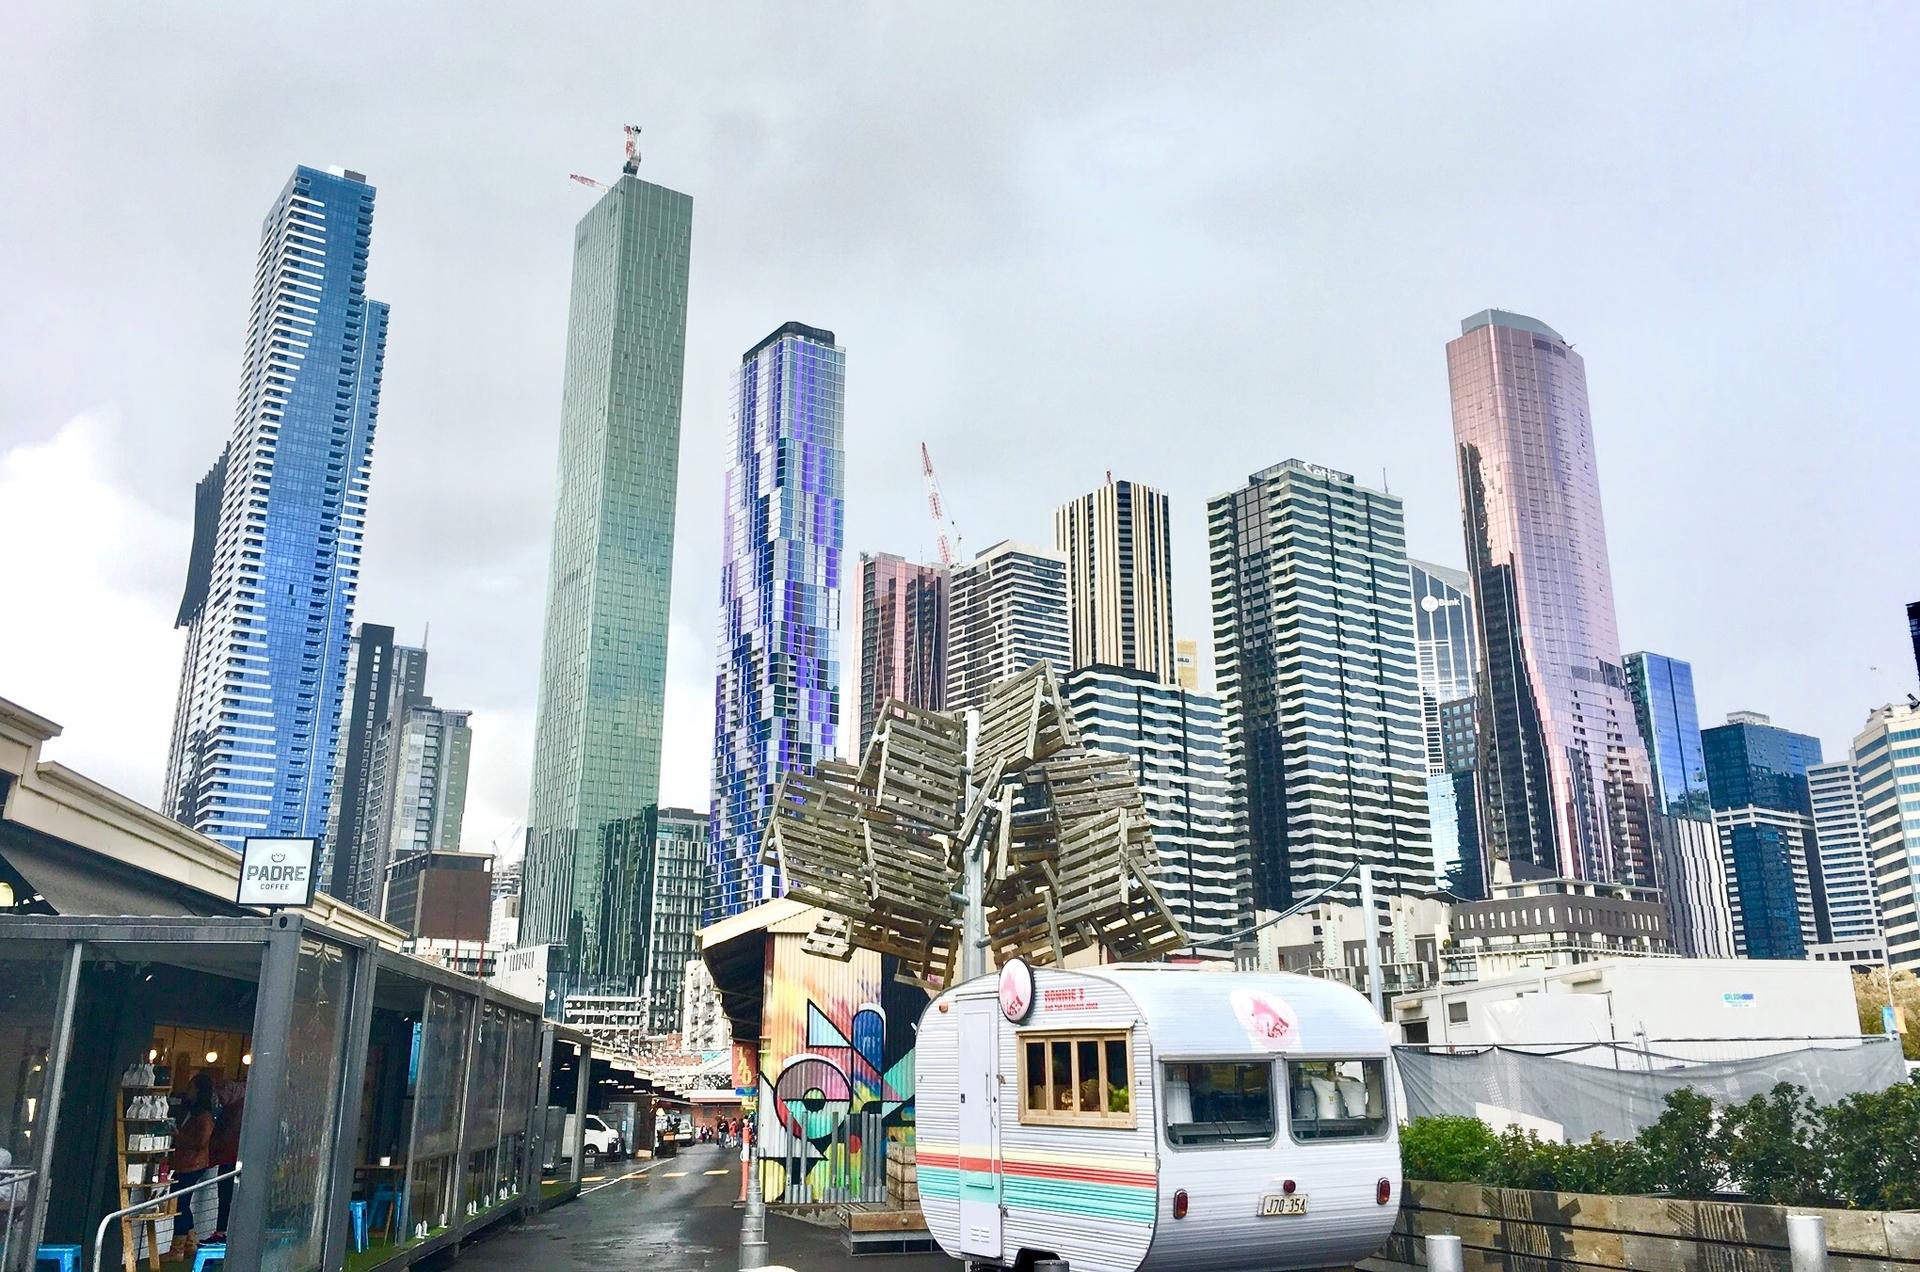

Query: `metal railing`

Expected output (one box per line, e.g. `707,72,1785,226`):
767,1110,887,1205
91,1164,240,1272
2,1168,35,1272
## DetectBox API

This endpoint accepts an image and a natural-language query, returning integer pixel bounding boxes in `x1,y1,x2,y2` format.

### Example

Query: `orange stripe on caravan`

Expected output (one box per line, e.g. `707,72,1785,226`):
916,1147,1152,1188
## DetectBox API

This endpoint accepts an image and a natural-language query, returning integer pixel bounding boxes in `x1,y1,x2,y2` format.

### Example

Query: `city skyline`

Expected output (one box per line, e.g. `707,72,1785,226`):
5,9,1916,867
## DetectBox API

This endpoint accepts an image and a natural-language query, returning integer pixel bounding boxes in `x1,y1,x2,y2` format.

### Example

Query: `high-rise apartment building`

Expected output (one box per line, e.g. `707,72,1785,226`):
359,702,472,918
1446,310,1655,885
1703,711,1824,960
321,625,427,899
163,166,390,851
710,322,846,919
1208,460,1432,909
639,808,710,1034
522,174,693,992
1055,477,1175,682
1651,815,1736,958
856,552,947,748
1853,702,1920,969
1062,665,1250,953
1807,760,1882,946
1174,638,1201,691
945,541,1071,714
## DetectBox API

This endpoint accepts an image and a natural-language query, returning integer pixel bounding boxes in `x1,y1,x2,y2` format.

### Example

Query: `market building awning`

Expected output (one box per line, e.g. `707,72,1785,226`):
698,896,818,1042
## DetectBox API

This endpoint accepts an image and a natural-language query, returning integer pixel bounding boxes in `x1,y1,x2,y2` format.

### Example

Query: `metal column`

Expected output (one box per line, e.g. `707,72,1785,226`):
226,916,306,1269
23,942,82,1267
318,940,378,1268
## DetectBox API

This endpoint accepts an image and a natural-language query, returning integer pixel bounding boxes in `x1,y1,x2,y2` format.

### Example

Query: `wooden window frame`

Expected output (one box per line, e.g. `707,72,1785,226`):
1016,1029,1136,1128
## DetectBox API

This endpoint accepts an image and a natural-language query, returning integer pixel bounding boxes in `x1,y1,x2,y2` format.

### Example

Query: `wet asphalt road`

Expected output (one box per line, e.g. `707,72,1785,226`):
451,1143,956,1271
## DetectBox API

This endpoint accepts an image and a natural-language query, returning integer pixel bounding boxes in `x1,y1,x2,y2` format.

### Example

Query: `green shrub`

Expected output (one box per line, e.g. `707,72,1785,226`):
1718,1083,1826,1206
1399,1114,1500,1183
1634,1088,1723,1199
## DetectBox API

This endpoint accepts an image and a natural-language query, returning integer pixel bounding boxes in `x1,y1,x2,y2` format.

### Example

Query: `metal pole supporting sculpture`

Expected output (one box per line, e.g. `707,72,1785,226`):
760,661,1187,986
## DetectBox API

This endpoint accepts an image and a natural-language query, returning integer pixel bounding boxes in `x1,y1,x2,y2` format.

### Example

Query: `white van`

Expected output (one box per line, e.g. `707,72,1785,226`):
916,962,1399,1272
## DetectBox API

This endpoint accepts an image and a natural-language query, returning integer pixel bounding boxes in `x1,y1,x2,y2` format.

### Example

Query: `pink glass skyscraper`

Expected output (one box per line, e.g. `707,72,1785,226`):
855,552,947,748
1447,310,1656,885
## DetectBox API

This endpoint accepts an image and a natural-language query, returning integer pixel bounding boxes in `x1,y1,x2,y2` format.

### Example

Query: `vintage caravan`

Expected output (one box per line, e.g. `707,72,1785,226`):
917,962,1399,1272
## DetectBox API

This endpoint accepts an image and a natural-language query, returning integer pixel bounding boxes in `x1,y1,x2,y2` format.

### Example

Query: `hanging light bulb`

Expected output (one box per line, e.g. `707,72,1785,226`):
205,1051,219,1064
148,1049,159,1063
241,1053,253,1066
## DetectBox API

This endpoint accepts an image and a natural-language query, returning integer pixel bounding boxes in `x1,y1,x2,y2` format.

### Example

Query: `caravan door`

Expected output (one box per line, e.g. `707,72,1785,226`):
955,997,1003,1259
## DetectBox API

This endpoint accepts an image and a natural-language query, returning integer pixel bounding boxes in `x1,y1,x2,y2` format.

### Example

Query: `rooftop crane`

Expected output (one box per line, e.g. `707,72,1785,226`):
920,442,961,567
569,173,609,191
568,124,644,192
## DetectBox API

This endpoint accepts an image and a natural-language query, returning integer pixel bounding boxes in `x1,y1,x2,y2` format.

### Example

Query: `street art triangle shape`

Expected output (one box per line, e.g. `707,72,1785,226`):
806,1001,852,1051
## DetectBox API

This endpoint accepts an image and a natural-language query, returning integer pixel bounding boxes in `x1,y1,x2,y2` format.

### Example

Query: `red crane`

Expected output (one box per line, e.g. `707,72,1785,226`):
920,442,960,567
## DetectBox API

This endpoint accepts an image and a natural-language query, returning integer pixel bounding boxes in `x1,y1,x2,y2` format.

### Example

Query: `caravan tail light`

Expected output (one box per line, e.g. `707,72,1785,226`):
1376,1178,1393,1206
1172,1189,1189,1219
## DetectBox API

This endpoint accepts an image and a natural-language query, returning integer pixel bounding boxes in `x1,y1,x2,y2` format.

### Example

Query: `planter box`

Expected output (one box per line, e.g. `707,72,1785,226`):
1357,1179,1920,1272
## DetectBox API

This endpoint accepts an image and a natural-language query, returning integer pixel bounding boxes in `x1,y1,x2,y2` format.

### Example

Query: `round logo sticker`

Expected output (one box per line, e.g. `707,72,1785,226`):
998,958,1035,1023
1231,989,1301,1051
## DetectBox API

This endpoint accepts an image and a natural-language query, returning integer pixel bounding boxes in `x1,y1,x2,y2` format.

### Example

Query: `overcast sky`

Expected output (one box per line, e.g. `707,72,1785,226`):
4,4,1917,859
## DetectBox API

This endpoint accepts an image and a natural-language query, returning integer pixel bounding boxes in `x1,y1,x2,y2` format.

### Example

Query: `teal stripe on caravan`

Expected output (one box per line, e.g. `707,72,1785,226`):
916,1165,1154,1224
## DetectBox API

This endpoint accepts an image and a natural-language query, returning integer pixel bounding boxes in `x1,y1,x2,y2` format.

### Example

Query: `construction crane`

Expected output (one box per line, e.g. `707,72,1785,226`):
569,173,608,191
622,123,642,175
920,442,961,567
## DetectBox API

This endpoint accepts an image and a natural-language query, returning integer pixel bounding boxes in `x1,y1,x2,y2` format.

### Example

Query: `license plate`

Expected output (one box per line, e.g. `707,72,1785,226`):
1260,1193,1309,1216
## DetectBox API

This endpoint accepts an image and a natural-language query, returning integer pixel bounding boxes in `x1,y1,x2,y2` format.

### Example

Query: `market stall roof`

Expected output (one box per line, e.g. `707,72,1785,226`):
0,694,405,948
699,896,818,1042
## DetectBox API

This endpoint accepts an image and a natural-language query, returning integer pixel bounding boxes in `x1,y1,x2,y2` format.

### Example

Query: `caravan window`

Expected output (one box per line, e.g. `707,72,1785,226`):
1017,1031,1134,1128
1162,1061,1275,1147
1286,1058,1388,1141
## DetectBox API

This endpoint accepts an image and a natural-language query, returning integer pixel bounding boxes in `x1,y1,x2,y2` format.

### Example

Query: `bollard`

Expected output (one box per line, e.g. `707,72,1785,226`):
1787,1214,1828,1272
739,1144,769,1270
1427,1233,1465,1272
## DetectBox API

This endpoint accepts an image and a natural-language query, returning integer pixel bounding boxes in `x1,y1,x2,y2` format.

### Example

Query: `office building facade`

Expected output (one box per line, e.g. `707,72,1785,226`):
1807,760,1882,946
1208,460,1432,909
640,807,710,1034
1055,477,1176,682
358,702,472,918
163,166,390,851
1435,698,1484,898
1624,652,1712,818
1408,560,1477,774
1446,310,1655,885
1062,665,1250,953
1174,638,1201,691
710,323,846,918
1854,702,1920,969
1703,711,1824,960
321,625,427,899
945,541,1071,714
523,174,693,991
856,552,947,748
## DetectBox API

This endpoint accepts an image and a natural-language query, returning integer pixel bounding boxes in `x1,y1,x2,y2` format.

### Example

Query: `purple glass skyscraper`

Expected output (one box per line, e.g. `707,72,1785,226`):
710,322,846,918
1447,310,1656,886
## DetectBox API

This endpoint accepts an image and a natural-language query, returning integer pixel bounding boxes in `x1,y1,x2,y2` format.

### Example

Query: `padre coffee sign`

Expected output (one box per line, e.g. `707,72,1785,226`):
236,836,318,909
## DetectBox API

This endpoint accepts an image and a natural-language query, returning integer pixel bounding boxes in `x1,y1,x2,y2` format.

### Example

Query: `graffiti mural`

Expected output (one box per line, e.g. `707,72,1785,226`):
756,937,925,1202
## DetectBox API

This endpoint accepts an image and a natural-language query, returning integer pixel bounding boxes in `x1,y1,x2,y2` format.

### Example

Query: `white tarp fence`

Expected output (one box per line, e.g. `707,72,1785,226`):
1394,1037,1908,1142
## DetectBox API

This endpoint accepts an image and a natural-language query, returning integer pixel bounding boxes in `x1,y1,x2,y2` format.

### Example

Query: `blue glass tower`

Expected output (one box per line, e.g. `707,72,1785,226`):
710,323,846,918
164,166,388,851
1624,652,1710,818
1702,711,1825,959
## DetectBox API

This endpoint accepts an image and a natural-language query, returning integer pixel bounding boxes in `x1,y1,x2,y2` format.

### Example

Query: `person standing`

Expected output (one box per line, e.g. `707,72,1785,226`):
169,1073,216,1254
208,1079,244,1242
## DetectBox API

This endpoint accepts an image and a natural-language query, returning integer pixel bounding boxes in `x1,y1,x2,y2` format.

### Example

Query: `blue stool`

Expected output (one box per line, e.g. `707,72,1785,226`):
349,1199,369,1252
369,1183,399,1242
191,1244,226,1271
35,1247,82,1272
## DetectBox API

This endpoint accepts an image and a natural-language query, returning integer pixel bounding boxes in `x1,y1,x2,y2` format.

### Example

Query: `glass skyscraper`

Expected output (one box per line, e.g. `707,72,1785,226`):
709,323,846,919
856,552,947,749
1702,711,1824,960
1408,560,1476,774
163,166,389,852
1447,310,1656,885
522,175,693,992
1208,460,1432,909
1624,652,1711,818
1055,477,1176,682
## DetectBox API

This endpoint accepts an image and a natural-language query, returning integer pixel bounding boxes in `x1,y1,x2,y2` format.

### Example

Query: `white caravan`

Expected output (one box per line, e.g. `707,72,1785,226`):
917,962,1400,1272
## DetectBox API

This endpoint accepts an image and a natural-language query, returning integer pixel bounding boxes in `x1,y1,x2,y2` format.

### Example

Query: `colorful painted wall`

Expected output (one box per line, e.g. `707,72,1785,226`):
755,933,926,1202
